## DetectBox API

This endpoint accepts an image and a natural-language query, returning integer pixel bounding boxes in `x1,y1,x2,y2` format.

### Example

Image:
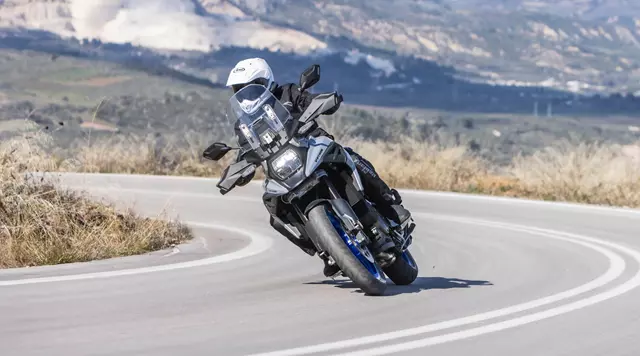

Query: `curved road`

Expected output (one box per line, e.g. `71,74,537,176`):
2,173,640,356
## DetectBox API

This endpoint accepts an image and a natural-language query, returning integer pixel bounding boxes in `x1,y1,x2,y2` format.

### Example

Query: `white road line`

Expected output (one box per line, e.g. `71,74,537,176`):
403,190,640,218
0,221,273,287
246,214,629,356
162,247,181,257
334,217,640,356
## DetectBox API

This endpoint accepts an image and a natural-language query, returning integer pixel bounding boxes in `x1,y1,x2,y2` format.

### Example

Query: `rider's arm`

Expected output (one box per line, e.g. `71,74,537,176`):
294,84,317,112
294,84,342,115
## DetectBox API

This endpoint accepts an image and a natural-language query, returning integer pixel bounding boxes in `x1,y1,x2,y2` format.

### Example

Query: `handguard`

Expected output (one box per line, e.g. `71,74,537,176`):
216,159,256,195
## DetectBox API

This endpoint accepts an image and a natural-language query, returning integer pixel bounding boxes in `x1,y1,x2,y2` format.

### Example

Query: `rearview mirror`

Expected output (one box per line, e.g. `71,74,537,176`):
299,64,320,91
203,142,232,161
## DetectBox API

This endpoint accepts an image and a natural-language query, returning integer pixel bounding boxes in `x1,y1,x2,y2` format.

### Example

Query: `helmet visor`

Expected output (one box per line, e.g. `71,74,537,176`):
231,78,270,93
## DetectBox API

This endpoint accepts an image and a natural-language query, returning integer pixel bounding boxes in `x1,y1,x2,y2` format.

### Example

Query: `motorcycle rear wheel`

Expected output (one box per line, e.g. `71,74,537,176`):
383,250,419,285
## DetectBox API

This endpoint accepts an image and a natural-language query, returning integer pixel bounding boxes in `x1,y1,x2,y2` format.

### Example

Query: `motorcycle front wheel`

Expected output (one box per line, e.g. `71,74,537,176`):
307,204,387,296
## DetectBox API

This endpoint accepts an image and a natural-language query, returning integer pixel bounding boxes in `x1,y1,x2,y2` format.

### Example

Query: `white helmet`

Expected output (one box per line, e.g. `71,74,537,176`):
226,57,276,93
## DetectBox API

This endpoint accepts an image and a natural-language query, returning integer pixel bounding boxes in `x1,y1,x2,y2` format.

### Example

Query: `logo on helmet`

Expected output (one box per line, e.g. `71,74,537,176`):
232,67,246,73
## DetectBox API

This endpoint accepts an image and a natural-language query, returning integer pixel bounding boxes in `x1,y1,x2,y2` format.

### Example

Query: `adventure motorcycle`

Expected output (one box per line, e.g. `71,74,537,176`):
203,64,419,296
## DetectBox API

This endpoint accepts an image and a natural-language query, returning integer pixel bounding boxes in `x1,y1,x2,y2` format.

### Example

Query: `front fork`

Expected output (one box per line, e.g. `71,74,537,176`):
323,177,399,266
324,180,371,247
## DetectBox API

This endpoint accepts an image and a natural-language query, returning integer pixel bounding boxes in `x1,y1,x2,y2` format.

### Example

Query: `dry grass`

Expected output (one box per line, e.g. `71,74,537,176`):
0,126,192,269
340,138,489,192
55,132,640,209
509,141,640,206
60,133,231,177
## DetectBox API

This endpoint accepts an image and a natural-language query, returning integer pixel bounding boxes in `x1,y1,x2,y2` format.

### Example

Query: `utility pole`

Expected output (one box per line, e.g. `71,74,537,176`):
533,101,538,117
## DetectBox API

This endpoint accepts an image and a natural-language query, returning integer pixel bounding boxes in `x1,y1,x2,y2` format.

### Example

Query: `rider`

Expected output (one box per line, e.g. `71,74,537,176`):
225,57,411,277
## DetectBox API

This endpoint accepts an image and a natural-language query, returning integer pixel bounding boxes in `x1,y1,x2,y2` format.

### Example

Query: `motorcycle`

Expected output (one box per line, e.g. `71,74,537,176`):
203,64,419,295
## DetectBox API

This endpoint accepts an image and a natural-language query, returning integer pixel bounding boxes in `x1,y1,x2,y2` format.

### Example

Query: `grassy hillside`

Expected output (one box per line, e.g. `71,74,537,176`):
0,124,192,268
0,48,219,107
1,48,639,168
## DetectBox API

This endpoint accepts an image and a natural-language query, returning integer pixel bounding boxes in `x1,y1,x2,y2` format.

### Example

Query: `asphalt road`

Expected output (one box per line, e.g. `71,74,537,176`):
2,173,640,356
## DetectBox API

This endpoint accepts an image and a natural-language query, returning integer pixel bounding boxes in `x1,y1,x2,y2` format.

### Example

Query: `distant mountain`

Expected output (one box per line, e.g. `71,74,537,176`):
0,0,639,96
211,0,640,94
445,0,640,19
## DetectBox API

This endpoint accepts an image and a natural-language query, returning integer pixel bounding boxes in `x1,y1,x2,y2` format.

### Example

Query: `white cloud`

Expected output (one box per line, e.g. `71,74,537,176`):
344,50,396,76
0,0,327,53
70,0,222,51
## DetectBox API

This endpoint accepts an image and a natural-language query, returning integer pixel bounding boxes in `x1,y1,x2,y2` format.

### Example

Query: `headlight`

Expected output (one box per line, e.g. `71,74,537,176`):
271,148,302,180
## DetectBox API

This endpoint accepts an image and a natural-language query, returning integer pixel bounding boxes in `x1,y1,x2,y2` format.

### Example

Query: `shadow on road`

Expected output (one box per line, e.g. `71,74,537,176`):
305,277,493,296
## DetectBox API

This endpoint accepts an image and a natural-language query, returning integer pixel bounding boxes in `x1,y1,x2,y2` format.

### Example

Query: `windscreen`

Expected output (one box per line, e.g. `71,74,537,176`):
226,84,293,160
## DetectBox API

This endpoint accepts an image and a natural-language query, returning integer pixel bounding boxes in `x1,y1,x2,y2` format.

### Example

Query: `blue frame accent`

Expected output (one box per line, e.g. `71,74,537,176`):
325,208,383,280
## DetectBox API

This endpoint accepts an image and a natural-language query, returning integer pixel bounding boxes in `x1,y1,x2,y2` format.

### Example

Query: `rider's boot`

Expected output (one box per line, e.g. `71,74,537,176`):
377,189,411,230
369,189,414,266
319,253,341,278
387,189,412,226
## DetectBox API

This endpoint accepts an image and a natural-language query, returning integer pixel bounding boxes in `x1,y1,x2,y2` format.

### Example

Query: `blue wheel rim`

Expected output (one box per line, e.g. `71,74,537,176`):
326,209,384,281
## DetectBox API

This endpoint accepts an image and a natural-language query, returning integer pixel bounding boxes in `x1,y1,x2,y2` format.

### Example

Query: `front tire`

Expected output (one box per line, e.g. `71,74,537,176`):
307,204,387,296
383,250,419,285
